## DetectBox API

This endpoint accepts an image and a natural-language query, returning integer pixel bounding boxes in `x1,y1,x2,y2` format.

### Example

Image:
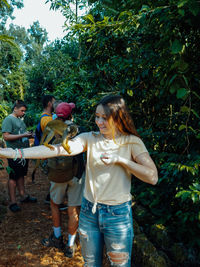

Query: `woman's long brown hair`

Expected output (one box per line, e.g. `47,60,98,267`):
97,95,140,137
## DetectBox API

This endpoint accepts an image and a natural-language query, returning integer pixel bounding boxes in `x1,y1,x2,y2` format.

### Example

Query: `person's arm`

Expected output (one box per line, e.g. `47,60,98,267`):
100,152,158,185
3,132,33,141
0,134,86,159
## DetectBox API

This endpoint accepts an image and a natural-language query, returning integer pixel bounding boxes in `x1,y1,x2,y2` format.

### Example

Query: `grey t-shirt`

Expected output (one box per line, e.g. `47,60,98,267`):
2,114,30,149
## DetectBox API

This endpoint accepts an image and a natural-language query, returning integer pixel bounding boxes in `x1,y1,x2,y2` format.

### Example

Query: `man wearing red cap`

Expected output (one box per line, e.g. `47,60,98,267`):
42,102,85,258
55,102,75,119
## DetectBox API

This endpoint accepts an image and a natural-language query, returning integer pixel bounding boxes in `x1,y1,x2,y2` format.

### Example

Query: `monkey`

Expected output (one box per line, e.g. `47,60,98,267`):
40,120,78,152
31,120,78,182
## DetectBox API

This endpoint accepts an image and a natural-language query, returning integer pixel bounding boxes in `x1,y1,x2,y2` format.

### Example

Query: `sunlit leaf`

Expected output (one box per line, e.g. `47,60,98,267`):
127,89,133,96
176,88,188,99
177,0,188,8
171,39,183,54
178,124,186,131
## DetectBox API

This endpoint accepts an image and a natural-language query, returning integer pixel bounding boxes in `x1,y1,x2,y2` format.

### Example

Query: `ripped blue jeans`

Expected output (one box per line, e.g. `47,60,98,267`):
78,197,133,267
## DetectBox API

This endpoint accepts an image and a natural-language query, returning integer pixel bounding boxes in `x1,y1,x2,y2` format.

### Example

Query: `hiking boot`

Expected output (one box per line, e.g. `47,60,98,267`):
59,203,68,211
20,195,37,203
41,232,65,249
64,243,77,258
9,203,21,212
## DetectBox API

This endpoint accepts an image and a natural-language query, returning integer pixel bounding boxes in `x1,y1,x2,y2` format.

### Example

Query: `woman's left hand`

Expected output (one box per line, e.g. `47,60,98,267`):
100,153,119,165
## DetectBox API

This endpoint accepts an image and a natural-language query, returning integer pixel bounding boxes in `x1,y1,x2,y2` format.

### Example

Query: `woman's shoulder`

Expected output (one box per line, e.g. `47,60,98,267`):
74,131,100,147
76,131,100,139
122,134,144,144
123,134,148,156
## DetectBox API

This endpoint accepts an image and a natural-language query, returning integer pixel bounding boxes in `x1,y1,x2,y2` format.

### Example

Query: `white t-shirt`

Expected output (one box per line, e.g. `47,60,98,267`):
75,131,148,207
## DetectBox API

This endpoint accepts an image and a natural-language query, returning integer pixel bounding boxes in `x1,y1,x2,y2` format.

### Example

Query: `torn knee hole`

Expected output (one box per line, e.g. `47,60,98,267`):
107,251,129,265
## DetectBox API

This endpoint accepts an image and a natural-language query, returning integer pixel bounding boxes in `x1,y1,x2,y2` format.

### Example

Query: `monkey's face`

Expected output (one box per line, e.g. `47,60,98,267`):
63,124,78,140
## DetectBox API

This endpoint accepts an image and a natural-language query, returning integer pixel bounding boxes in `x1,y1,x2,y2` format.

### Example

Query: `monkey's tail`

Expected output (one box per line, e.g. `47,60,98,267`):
62,138,72,154
31,159,41,183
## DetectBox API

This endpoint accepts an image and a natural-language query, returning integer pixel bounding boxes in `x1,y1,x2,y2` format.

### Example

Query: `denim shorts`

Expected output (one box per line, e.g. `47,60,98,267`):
78,197,134,267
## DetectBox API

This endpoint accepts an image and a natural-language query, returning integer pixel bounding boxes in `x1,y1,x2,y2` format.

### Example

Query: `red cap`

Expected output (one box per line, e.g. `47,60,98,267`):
55,102,75,119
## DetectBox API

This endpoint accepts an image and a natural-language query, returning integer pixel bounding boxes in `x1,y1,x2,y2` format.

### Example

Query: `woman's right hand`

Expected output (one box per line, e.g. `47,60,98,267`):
100,152,120,165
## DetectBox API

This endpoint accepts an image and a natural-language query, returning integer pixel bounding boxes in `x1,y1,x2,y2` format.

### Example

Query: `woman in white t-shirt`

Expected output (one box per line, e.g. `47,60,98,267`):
0,95,158,266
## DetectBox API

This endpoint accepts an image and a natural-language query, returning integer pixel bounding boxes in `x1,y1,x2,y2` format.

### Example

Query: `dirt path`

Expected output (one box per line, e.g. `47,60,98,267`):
0,159,85,267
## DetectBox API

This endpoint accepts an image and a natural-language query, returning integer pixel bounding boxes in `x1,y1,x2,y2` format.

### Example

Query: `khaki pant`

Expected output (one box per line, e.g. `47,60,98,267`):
50,174,85,206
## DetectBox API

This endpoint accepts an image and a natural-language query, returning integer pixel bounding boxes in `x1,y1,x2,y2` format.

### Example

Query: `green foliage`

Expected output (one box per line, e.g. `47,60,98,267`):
0,19,49,105
0,0,10,8
0,34,17,47
176,183,200,204
0,101,12,132
46,0,88,25
3,68,28,100
0,41,25,101
0,0,23,25
25,39,79,104
27,21,48,45
8,23,48,63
